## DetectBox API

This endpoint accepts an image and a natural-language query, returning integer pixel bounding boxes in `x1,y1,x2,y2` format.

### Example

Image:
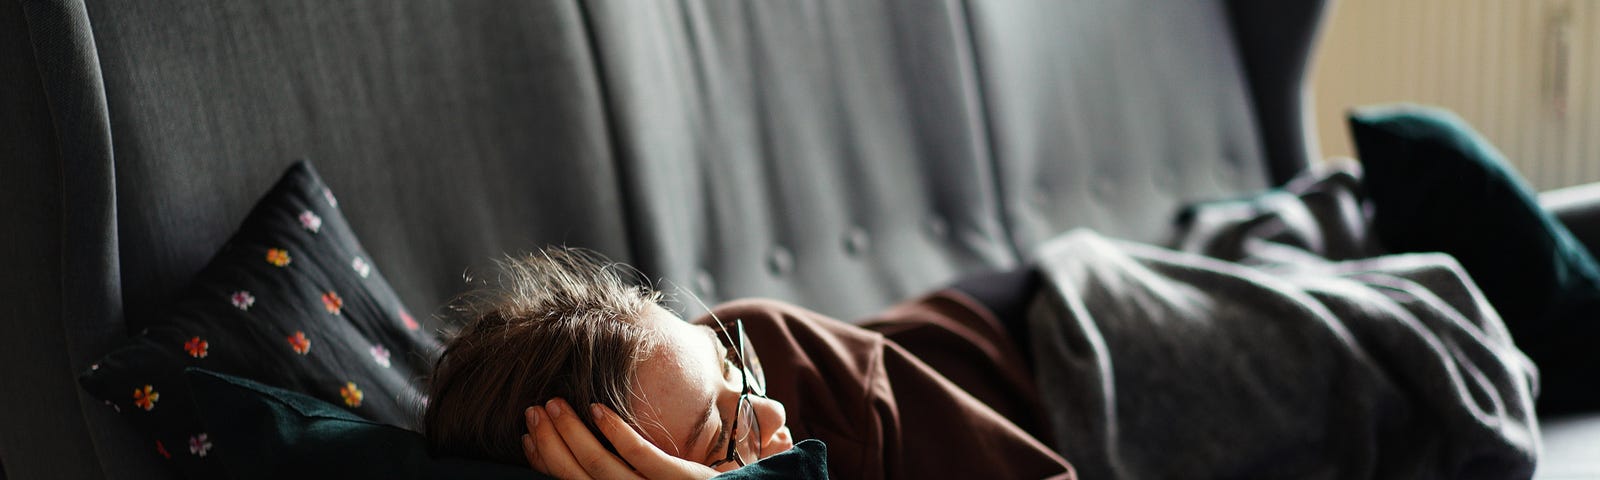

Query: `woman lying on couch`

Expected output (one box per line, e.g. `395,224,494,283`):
423,107,1598,480
423,248,1074,479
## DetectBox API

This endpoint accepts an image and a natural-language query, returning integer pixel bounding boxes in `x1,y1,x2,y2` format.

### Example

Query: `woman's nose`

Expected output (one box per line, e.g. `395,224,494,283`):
752,396,787,444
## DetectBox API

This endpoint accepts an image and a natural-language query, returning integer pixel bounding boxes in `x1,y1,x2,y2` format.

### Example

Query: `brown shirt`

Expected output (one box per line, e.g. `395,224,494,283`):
699,294,1073,480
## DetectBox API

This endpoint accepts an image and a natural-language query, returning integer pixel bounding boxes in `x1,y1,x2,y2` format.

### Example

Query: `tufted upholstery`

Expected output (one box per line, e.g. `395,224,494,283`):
0,0,1328,478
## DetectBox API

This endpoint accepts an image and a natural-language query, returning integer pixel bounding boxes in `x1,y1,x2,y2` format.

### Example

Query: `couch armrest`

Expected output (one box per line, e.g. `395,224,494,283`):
1542,182,1600,260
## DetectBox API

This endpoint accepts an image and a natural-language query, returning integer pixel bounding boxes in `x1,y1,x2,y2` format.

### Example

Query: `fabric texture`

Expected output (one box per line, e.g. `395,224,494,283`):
1350,104,1600,413
186,368,530,480
701,300,1074,480
1027,230,1537,479
77,162,441,478
711,440,829,480
857,289,1052,445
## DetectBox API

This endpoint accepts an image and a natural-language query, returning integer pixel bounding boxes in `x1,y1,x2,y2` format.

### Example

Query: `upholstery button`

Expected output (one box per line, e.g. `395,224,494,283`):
1153,168,1174,190
1093,181,1115,199
844,228,870,255
926,217,949,238
767,247,794,276
694,270,716,296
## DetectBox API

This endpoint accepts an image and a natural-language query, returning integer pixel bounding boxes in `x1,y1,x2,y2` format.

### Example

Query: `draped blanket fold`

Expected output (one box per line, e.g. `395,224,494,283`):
1027,168,1540,479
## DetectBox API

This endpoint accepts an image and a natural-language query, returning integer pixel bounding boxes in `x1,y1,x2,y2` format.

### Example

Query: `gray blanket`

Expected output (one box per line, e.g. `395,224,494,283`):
1027,164,1540,479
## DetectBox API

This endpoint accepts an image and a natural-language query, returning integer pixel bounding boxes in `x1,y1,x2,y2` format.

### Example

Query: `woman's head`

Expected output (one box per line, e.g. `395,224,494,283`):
424,248,661,464
424,248,791,469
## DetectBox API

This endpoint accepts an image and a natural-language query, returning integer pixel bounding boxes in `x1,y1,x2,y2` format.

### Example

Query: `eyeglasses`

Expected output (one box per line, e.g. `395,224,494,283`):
707,319,766,469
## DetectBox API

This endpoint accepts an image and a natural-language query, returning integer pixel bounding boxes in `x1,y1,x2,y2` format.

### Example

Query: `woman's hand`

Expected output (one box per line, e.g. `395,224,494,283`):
523,398,722,480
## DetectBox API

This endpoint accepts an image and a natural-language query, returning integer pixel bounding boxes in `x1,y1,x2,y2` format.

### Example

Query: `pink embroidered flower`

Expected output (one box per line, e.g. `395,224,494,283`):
351,256,371,278
265,248,291,267
188,433,212,457
230,290,255,310
340,382,364,408
156,440,171,459
369,345,391,368
298,211,323,233
133,385,159,411
287,331,311,355
401,309,419,331
322,292,344,315
183,337,209,359
323,188,338,207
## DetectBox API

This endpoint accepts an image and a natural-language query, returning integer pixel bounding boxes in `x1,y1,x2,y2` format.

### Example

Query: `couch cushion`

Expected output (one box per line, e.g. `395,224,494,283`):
584,0,1271,320
79,162,440,478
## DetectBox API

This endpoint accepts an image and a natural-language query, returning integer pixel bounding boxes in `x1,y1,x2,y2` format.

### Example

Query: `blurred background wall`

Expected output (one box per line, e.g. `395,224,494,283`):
1311,0,1600,190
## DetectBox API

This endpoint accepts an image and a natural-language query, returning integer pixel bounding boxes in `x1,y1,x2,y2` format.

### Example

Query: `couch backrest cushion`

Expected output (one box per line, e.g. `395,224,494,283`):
585,0,1272,319
2,0,1323,478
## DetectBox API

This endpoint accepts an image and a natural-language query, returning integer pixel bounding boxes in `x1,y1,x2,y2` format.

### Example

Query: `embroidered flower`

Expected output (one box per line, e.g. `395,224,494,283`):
287,331,311,355
266,248,291,267
156,440,171,459
340,382,364,408
183,337,209,359
321,291,343,315
230,291,255,310
401,309,419,331
133,385,159,411
298,211,323,233
323,188,338,207
369,345,391,368
90,363,99,371
351,256,371,278
188,433,213,457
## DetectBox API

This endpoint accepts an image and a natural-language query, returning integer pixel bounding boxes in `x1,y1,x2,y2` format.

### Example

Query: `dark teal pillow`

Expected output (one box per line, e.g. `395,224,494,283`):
186,368,535,480
186,368,829,479
712,440,828,480
1350,104,1600,413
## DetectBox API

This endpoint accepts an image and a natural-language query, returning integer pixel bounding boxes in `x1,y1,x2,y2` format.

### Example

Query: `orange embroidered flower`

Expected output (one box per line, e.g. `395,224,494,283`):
340,381,364,407
287,331,311,355
183,337,208,358
321,291,343,315
266,248,291,267
401,309,419,331
133,385,159,411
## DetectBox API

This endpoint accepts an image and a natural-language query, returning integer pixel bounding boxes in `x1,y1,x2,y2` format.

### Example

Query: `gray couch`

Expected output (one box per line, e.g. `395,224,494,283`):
3,0,1597,478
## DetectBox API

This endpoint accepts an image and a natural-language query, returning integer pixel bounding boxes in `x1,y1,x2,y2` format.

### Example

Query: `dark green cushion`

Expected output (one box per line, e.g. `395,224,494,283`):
712,440,828,480
185,368,535,480
186,368,829,479
1350,104,1600,413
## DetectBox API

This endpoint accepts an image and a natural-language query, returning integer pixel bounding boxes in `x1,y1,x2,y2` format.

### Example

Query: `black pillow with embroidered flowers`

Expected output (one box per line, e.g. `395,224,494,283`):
78,160,440,478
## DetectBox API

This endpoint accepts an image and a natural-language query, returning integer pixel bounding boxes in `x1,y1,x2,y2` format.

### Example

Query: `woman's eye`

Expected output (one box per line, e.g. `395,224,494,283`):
722,357,738,381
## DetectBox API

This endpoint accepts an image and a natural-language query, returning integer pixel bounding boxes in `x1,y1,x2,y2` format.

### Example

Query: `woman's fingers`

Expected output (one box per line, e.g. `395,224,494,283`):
543,398,645,480
522,408,549,474
527,404,595,480
590,403,720,480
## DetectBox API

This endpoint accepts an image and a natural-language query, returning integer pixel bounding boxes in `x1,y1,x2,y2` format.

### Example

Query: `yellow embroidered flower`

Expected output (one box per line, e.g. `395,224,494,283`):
133,385,159,411
266,248,291,267
340,382,364,408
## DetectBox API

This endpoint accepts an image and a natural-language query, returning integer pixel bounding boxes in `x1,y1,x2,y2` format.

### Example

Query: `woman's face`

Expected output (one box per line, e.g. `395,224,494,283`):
628,305,794,470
